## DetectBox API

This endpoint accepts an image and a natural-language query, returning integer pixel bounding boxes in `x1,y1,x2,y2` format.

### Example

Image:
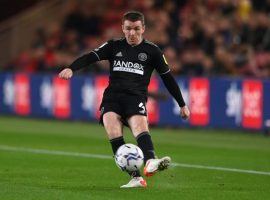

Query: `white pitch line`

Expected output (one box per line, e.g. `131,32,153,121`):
1,145,270,176
0,145,112,159
171,163,270,176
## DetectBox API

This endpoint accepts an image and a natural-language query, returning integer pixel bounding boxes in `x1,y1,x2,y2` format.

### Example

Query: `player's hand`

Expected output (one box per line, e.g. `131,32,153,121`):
180,105,190,120
58,68,73,80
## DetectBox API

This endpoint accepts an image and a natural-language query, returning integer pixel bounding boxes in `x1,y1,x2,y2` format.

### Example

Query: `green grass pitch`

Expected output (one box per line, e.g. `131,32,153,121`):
0,116,269,200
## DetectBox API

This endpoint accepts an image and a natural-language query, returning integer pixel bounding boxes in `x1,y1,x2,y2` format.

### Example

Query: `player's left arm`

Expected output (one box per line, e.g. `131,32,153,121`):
160,72,190,120
153,48,190,120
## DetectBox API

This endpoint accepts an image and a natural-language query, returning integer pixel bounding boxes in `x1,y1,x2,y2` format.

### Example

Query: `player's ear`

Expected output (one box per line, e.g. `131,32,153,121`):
122,25,125,32
141,25,145,33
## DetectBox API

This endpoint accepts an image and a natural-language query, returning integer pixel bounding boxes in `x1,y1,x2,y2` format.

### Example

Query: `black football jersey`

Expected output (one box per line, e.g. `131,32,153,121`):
92,38,170,97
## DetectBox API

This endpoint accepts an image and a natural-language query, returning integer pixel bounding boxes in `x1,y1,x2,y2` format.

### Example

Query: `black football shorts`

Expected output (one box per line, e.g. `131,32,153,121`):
99,93,147,126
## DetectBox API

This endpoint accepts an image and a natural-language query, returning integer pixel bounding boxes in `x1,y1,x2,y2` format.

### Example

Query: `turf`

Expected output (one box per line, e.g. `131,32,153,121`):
0,116,269,200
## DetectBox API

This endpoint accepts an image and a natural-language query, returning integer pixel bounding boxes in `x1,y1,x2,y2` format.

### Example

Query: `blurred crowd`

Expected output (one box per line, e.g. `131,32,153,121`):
5,0,270,77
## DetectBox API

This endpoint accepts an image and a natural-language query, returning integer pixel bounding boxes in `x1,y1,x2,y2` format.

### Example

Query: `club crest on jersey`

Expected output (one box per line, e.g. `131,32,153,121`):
138,53,147,61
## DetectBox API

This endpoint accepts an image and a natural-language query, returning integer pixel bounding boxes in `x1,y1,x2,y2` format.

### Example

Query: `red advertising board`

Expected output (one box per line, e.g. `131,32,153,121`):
14,74,30,115
189,78,210,126
242,80,263,129
147,77,159,124
53,77,70,118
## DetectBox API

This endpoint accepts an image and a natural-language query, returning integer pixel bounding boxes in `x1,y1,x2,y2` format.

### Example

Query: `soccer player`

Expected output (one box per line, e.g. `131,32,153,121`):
59,11,190,188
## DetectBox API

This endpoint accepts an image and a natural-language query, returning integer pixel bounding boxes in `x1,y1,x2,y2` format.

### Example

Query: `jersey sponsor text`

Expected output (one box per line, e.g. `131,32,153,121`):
113,60,144,75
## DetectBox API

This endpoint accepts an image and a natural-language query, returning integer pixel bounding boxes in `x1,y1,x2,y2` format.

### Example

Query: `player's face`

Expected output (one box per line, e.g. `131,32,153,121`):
122,20,145,45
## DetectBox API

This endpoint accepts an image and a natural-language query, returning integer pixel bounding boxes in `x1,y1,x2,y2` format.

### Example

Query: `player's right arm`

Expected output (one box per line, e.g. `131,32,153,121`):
58,68,73,80
58,40,113,79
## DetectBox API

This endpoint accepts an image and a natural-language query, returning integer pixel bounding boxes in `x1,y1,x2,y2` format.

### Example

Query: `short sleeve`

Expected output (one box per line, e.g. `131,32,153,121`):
152,47,170,75
92,40,113,60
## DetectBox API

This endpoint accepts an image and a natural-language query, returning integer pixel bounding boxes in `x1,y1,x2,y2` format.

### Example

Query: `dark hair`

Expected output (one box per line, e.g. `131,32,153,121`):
122,11,145,25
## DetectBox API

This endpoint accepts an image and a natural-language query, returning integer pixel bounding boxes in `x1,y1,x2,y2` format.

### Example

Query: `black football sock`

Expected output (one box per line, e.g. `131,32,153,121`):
128,170,141,178
109,136,125,155
136,132,156,164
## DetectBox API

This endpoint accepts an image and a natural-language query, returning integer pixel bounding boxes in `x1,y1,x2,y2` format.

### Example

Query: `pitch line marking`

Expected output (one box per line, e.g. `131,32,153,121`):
0,145,270,176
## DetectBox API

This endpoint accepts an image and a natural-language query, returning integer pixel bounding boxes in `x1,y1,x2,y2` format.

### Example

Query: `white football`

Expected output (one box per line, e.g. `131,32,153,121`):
115,143,144,172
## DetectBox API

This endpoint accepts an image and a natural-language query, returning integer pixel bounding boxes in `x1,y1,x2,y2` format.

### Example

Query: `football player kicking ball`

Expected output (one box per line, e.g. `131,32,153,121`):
59,11,190,188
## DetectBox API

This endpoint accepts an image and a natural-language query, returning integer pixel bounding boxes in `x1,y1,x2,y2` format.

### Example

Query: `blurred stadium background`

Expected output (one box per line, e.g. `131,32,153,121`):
0,0,270,199
0,0,270,131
